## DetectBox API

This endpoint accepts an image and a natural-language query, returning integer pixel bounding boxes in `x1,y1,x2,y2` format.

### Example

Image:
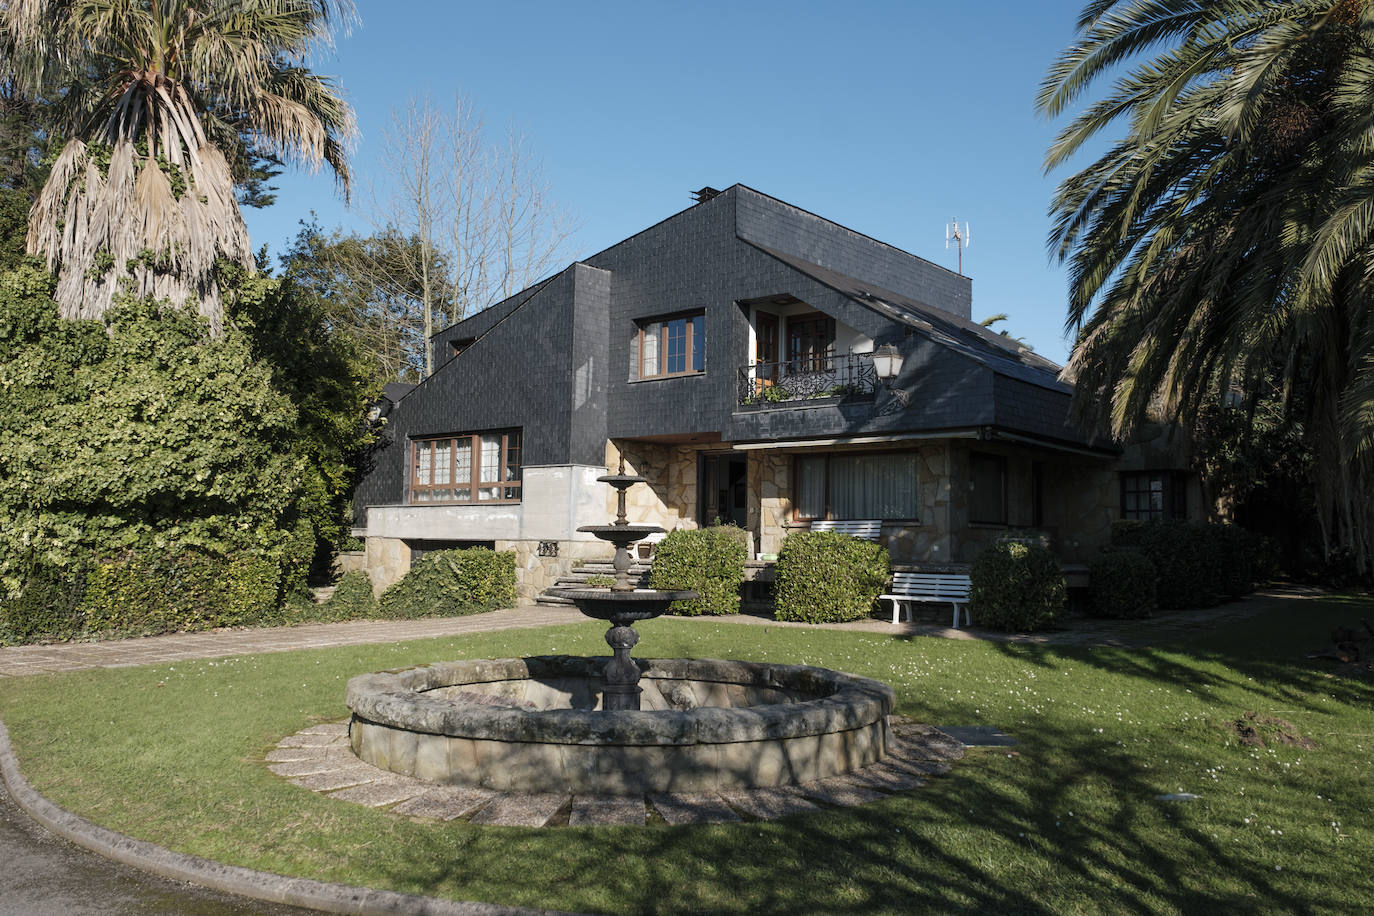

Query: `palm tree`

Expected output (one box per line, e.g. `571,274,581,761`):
1038,0,1374,574
1,0,355,332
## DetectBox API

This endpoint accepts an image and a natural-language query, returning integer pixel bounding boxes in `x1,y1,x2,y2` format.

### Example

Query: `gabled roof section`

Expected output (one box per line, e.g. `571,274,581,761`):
747,240,1070,395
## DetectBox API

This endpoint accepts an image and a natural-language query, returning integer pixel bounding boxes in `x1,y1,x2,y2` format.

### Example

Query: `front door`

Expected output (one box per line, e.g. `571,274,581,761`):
699,454,748,529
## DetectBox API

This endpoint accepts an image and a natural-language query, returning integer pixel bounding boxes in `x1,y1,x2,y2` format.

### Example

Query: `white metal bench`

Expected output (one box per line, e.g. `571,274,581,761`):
634,530,667,560
880,572,973,628
810,519,882,540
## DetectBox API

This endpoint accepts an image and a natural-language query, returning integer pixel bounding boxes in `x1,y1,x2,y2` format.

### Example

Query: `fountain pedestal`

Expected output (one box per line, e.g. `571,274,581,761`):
558,462,695,710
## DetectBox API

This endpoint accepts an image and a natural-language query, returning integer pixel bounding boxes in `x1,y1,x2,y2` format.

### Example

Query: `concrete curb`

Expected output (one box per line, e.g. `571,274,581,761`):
0,718,573,916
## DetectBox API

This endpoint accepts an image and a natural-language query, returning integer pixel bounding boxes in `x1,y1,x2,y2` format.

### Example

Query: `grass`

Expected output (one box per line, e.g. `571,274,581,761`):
1,596,1372,914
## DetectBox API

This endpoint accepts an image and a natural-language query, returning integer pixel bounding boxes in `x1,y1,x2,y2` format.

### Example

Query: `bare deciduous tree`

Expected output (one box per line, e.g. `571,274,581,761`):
364,94,573,376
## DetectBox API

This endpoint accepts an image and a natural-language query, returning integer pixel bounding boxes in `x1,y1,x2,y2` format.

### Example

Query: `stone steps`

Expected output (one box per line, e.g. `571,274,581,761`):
535,561,654,606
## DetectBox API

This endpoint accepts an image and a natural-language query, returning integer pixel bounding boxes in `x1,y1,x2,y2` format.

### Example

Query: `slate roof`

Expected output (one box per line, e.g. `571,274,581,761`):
746,241,1071,395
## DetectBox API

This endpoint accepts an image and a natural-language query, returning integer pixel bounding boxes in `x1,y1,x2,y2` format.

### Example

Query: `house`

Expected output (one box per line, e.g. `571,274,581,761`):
353,185,1198,600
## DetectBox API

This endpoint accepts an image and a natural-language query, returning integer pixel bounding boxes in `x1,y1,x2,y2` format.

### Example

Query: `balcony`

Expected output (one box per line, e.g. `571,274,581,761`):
737,352,877,408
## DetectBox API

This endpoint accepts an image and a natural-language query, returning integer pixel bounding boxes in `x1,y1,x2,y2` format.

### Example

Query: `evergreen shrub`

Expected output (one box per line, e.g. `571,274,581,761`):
320,570,378,621
650,525,747,616
377,548,515,619
0,559,87,645
1087,550,1157,618
79,552,281,637
970,540,1066,631
773,531,889,624
1112,520,1265,609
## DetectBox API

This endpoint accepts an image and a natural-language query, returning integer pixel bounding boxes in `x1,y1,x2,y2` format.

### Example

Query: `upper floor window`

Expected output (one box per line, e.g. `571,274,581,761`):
410,430,521,504
1121,471,1186,521
639,311,704,378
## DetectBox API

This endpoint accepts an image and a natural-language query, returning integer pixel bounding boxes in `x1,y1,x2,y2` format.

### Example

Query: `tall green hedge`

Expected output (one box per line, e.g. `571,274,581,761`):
1111,520,1267,610
773,531,889,624
650,525,747,616
0,550,283,645
80,552,282,637
377,548,516,619
0,559,87,646
1087,550,1158,619
970,540,1066,632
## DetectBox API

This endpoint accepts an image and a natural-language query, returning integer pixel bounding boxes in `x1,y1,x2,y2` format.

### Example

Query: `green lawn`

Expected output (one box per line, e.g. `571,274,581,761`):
1,597,1371,914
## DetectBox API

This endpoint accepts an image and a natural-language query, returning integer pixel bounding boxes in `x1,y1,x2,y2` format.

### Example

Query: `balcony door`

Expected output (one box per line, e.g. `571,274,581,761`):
787,313,835,370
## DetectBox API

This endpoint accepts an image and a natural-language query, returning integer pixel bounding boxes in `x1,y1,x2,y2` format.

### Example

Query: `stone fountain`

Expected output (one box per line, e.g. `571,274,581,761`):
554,461,695,710
345,465,897,796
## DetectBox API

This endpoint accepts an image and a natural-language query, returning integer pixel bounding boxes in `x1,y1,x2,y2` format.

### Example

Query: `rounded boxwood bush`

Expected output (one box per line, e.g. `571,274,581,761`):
1087,550,1157,619
377,548,516,619
970,540,1066,632
321,569,378,621
650,525,747,616
773,530,889,624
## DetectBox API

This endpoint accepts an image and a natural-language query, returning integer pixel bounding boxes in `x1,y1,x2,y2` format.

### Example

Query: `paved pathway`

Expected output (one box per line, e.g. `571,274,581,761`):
0,773,313,916
0,586,1326,679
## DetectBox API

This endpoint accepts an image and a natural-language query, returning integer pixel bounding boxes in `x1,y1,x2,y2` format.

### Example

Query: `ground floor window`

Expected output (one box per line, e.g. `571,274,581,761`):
410,430,522,504
1120,470,1186,521
795,451,919,520
969,452,1007,525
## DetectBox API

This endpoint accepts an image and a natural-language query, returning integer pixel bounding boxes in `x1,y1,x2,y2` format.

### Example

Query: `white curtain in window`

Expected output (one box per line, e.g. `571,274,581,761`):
797,456,827,519
454,438,472,500
830,453,919,519
642,324,660,376
478,435,502,499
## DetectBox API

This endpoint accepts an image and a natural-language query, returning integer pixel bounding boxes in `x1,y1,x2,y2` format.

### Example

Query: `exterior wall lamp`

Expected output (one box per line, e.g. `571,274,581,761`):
872,343,910,406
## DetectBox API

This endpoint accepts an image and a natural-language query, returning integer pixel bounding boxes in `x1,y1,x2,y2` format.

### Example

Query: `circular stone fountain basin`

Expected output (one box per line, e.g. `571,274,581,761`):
346,655,895,795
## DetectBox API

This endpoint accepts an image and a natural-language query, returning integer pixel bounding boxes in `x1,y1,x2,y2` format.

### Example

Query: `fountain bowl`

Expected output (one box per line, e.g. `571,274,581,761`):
555,587,697,621
346,655,894,795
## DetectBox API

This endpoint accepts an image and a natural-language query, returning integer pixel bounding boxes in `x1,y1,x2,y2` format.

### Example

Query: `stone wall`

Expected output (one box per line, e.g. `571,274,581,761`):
750,450,791,556
607,440,702,533
365,537,411,597
498,538,612,601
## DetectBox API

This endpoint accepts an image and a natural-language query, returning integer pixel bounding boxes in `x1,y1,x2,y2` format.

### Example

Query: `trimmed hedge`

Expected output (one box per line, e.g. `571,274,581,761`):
970,540,1066,632
320,570,378,621
80,552,282,637
377,548,516,619
0,559,87,646
1087,550,1158,619
1111,520,1267,610
773,530,889,624
650,525,748,616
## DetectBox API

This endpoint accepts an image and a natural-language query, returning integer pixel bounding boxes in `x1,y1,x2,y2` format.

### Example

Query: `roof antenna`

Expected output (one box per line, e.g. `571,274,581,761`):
945,217,970,276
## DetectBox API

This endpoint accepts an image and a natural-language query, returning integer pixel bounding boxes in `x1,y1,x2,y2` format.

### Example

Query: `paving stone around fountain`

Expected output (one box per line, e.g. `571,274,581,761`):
267,717,964,827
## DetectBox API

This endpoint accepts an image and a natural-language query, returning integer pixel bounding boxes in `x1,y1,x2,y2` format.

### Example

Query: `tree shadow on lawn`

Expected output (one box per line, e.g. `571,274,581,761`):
982,593,1374,714
351,716,1339,915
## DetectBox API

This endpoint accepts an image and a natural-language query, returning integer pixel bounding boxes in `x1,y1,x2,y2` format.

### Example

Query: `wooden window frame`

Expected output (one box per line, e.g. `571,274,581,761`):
409,430,522,505
786,311,836,370
791,451,921,523
638,311,705,379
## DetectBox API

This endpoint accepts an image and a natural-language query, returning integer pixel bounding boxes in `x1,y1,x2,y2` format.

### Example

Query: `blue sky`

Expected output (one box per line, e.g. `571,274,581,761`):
244,0,1096,364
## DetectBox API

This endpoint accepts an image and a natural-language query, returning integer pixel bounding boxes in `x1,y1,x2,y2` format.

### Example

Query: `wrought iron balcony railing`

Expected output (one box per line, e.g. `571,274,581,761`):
737,352,877,408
